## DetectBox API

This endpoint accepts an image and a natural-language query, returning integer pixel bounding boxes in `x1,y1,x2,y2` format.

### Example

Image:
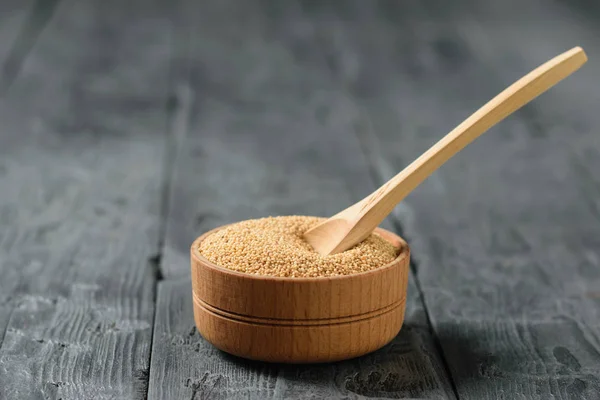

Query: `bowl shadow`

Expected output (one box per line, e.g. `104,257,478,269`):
219,321,456,399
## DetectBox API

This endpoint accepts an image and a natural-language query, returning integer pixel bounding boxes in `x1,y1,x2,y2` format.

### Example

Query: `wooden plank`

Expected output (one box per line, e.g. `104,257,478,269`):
150,278,452,399
320,0,600,398
0,1,33,61
0,0,34,78
0,0,173,398
0,0,36,345
151,0,455,398
0,0,59,94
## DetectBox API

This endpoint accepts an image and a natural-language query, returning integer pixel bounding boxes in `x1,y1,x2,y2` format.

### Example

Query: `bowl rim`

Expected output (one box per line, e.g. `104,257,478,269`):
190,221,410,282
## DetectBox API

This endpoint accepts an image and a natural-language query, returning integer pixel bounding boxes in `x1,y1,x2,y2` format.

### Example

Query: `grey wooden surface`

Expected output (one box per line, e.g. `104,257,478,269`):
0,0,172,398
0,0,599,399
330,1,600,398
150,3,454,398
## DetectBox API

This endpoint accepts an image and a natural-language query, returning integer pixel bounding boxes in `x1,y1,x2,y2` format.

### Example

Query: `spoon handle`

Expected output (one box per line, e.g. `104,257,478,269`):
359,46,587,221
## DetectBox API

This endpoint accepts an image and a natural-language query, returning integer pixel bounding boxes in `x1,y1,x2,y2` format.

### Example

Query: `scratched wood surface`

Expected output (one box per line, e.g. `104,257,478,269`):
306,1,600,399
1,0,599,399
0,0,34,348
149,1,455,398
0,0,173,398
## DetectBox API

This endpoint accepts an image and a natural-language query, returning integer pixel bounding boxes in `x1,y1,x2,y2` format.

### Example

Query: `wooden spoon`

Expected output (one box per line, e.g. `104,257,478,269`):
304,46,587,256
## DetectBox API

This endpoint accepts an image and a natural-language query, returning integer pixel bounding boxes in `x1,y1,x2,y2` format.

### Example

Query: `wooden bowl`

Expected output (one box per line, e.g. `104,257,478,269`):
190,224,410,363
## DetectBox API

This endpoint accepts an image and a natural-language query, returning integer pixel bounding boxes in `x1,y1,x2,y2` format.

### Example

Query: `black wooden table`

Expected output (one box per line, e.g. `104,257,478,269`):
1,0,599,399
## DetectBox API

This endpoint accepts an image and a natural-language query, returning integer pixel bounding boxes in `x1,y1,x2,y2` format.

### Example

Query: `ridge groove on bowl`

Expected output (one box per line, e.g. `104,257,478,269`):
194,292,406,326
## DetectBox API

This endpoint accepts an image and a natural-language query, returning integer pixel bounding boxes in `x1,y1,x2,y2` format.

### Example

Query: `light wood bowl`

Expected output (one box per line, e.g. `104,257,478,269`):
190,223,410,363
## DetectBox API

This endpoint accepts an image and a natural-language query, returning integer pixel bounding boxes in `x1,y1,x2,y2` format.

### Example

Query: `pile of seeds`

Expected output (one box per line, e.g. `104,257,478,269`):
198,216,399,278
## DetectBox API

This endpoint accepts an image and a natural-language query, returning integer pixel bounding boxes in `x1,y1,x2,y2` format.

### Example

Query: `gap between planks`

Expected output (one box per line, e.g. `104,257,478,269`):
353,98,461,400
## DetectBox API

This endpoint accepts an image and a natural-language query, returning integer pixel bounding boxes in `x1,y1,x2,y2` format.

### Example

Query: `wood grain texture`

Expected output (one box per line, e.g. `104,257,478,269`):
0,0,36,93
151,278,453,399
0,0,173,398
0,0,60,94
3,0,597,398
151,0,455,397
191,227,409,363
0,0,36,347
304,0,600,398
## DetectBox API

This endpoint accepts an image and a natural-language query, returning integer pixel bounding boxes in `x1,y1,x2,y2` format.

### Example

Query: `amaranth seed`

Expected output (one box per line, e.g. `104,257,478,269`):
198,216,399,278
